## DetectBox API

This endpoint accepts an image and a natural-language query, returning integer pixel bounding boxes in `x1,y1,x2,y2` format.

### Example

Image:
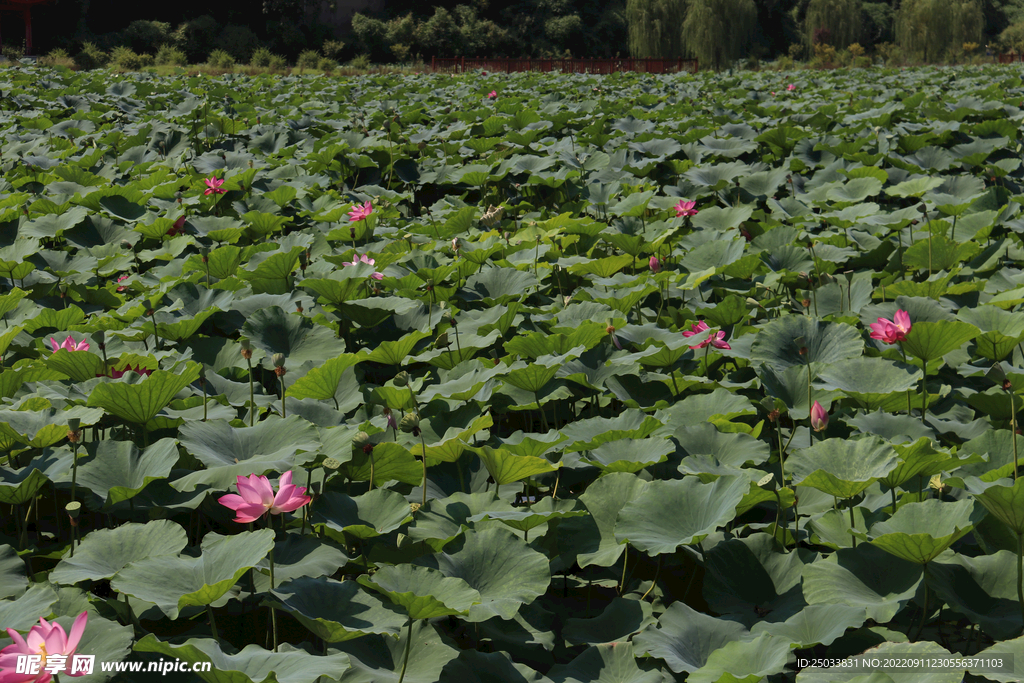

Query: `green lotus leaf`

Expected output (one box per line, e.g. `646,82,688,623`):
750,316,863,370
463,267,539,304
268,576,407,643
691,205,753,232
0,405,69,449
468,496,585,533
242,306,346,364
285,352,368,402
675,423,769,467
431,526,550,622
436,650,548,683
365,330,431,366
900,320,979,362
173,416,320,491
928,550,1021,640
633,601,748,674
0,449,60,504
358,564,481,620
560,410,663,452
614,475,747,554
44,349,106,382
469,445,557,488
73,438,178,507
816,358,921,407
406,492,516,552
536,643,660,683
504,348,585,392
969,634,1024,681
563,596,655,646
951,429,1024,483
250,533,350,592
346,442,423,487
963,475,1024,535
0,545,26,599
334,619,459,683
112,530,274,619
0,585,58,632
857,498,983,564
134,634,351,683
881,437,973,490
789,437,899,500
582,437,674,473
301,275,369,306
312,489,414,540
50,520,188,584
688,633,791,683
802,543,923,622
87,365,201,426
751,603,867,647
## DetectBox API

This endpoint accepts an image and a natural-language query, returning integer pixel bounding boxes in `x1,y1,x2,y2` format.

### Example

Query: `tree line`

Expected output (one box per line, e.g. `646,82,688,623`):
26,0,1024,68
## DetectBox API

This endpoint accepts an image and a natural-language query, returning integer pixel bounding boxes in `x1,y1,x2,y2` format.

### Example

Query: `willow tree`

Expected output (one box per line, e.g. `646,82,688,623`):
682,0,757,70
626,0,688,57
897,0,983,62
804,0,863,49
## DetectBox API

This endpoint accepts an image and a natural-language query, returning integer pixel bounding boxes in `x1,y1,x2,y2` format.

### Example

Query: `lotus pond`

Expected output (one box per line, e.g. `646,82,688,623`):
3,63,1024,682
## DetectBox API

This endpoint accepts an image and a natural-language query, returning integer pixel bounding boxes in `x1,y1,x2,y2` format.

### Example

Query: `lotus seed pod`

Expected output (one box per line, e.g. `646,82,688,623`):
393,371,409,387
67,418,80,432
435,331,450,348
65,501,81,518
272,353,286,368
400,413,420,433
323,457,341,470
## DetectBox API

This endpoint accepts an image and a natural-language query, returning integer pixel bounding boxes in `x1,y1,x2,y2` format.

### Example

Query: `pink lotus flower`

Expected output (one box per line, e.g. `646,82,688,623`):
167,215,186,236
108,365,153,379
649,255,661,273
810,401,828,432
682,320,731,350
348,201,373,222
116,274,129,293
204,177,226,196
218,471,311,524
674,200,698,217
0,611,89,682
869,310,911,345
787,84,796,91
487,90,497,99
342,253,384,281
50,336,89,353
606,325,622,350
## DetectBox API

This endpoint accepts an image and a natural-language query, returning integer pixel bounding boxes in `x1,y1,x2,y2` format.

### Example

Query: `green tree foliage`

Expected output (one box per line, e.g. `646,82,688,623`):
897,0,984,61
120,20,173,54
682,0,758,69
804,0,863,48
626,0,688,57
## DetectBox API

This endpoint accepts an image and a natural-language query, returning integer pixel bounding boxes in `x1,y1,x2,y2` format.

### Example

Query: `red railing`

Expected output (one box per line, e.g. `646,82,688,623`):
1000,53,1024,63
430,56,698,75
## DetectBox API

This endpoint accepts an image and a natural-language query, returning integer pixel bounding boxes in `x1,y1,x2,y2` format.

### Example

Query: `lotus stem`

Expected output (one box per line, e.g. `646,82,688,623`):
703,343,711,378
920,358,927,424
891,487,898,515
775,418,786,486
849,504,856,548
1013,390,1019,482
641,555,662,601
534,391,548,432
268,520,278,652
619,545,628,595
807,363,813,448
1017,532,1024,629
899,344,913,415
418,432,428,508
207,605,219,640
397,617,414,683
914,579,929,642
247,358,255,427
279,376,286,419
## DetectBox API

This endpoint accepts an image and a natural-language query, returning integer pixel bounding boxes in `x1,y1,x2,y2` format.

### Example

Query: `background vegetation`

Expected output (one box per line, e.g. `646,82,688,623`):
18,0,1024,68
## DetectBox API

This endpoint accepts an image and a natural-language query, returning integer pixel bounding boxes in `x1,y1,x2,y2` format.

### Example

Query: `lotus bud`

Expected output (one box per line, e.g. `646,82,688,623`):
393,371,409,387
121,239,132,250
200,247,209,263
649,255,661,273
400,413,420,434
353,431,371,450
810,401,828,432
239,338,252,360
987,364,1008,386
272,353,286,375
296,300,304,314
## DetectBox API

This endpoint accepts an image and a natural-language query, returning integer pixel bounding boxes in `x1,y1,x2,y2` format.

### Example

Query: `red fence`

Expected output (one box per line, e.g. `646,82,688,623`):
430,57,699,75
1000,53,1024,63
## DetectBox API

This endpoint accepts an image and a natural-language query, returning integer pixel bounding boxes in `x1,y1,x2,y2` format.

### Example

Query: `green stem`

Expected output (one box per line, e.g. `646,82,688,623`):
279,376,286,419
640,555,662,601
1013,390,1019,482
1017,532,1024,629
914,578,929,642
619,544,628,595
775,419,786,486
899,344,912,415
247,359,255,427
920,358,927,425
703,343,711,378
534,391,548,432
207,605,219,640
418,432,428,508
807,362,813,449
849,503,856,548
268,520,278,652
397,618,414,683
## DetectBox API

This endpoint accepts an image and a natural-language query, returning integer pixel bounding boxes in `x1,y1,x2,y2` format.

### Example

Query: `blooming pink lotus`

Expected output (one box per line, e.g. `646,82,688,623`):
167,215,186,236
682,320,731,350
109,365,153,379
204,177,226,196
50,336,89,353
787,84,796,91
674,200,698,218
0,611,88,682
810,401,828,432
116,274,129,293
487,90,497,99
218,471,311,524
869,310,911,345
348,201,373,223
649,255,661,273
342,253,384,281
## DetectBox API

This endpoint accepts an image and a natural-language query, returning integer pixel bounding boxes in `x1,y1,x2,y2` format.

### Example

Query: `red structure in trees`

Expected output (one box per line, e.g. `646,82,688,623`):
0,0,49,55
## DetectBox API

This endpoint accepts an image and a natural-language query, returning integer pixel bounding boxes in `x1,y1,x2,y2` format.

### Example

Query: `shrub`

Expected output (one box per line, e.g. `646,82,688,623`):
1000,23,1024,53
121,20,173,53
110,46,143,70
250,47,273,67
40,48,75,69
74,42,107,70
216,25,260,63
854,55,872,67
788,42,804,60
174,15,220,63
268,54,289,70
155,45,187,66
390,43,411,62
812,42,838,67
297,49,320,70
322,39,346,61
2,41,24,62
317,57,336,72
347,53,372,70
774,55,795,70
207,49,235,69
138,53,155,68
848,42,865,58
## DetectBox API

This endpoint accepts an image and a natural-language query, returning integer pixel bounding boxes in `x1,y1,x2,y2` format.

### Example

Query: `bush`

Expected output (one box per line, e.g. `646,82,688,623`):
74,42,107,70
322,40,346,61
207,49,235,69
854,55,872,68
317,57,336,72
110,46,144,70
1000,22,1024,54
848,42,865,58
2,41,24,62
174,15,220,64
390,43,411,62
216,25,260,63
121,20,173,53
40,48,75,69
268,54,288,70
296,49,320,70
250,47,273,67
155,45,187,66
347,53,372,70
774,55,795,70
812,42,837,67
